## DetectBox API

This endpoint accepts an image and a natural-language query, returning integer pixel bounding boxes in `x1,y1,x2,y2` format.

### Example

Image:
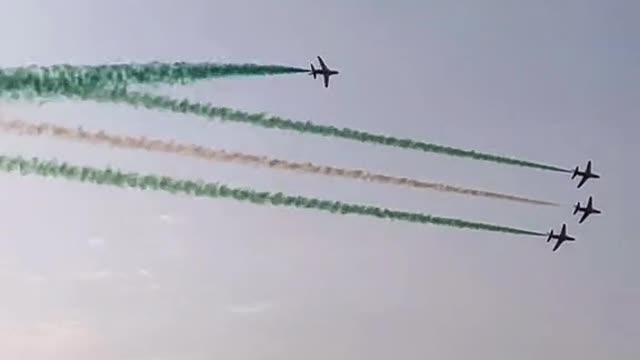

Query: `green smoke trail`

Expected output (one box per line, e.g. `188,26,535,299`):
0,66,568,173
0,153,545,236
77,89,569,173
0,61,307,97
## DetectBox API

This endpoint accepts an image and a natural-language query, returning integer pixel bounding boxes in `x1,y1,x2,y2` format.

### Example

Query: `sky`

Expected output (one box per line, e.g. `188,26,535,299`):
0,0,638,359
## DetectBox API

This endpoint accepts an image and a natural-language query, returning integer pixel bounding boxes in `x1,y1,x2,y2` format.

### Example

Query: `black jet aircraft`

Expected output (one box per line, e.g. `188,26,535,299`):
547,224,575,252
309,56,339,88
572,160,600,188
573,196,601,224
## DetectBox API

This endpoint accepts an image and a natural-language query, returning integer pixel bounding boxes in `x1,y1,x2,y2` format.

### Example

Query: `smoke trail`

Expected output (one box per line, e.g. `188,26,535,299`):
0,153,545,236
0,76,569,173
0,119,558,207
78,89,569,173
0,61,307,98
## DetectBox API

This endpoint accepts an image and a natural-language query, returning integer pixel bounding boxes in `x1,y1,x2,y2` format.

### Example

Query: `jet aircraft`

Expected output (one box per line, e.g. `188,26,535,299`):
309,56,339,88
572,160,600,188
547,224,575,252
573,196,601,224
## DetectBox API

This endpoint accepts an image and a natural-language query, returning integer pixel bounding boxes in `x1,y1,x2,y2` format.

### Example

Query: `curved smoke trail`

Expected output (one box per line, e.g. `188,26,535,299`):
0,119,557,207
0,154,545,236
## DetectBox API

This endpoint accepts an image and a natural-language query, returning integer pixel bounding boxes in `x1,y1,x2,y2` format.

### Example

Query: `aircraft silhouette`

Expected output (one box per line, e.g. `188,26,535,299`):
573,196,602,224
309,56,339,88
547,224,575,252
572,160,600,188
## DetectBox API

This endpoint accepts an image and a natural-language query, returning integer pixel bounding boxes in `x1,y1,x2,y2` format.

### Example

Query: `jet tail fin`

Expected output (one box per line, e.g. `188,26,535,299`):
571,166,579,179
547,230,553,242
310,64,316,78
573,203,580,215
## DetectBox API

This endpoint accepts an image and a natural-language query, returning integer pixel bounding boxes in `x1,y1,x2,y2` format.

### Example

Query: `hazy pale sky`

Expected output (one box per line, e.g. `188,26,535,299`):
0,1,638,359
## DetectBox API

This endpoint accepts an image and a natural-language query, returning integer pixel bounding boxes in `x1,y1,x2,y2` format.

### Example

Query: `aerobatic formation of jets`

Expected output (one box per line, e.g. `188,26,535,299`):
547,160,602,252
308,57,601,253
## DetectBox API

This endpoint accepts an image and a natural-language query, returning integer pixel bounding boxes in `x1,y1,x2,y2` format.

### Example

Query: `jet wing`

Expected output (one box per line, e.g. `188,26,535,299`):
323,74,330,88
317,56,328,71
552,240,563,252
577,176,588,188
579,212,589,224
